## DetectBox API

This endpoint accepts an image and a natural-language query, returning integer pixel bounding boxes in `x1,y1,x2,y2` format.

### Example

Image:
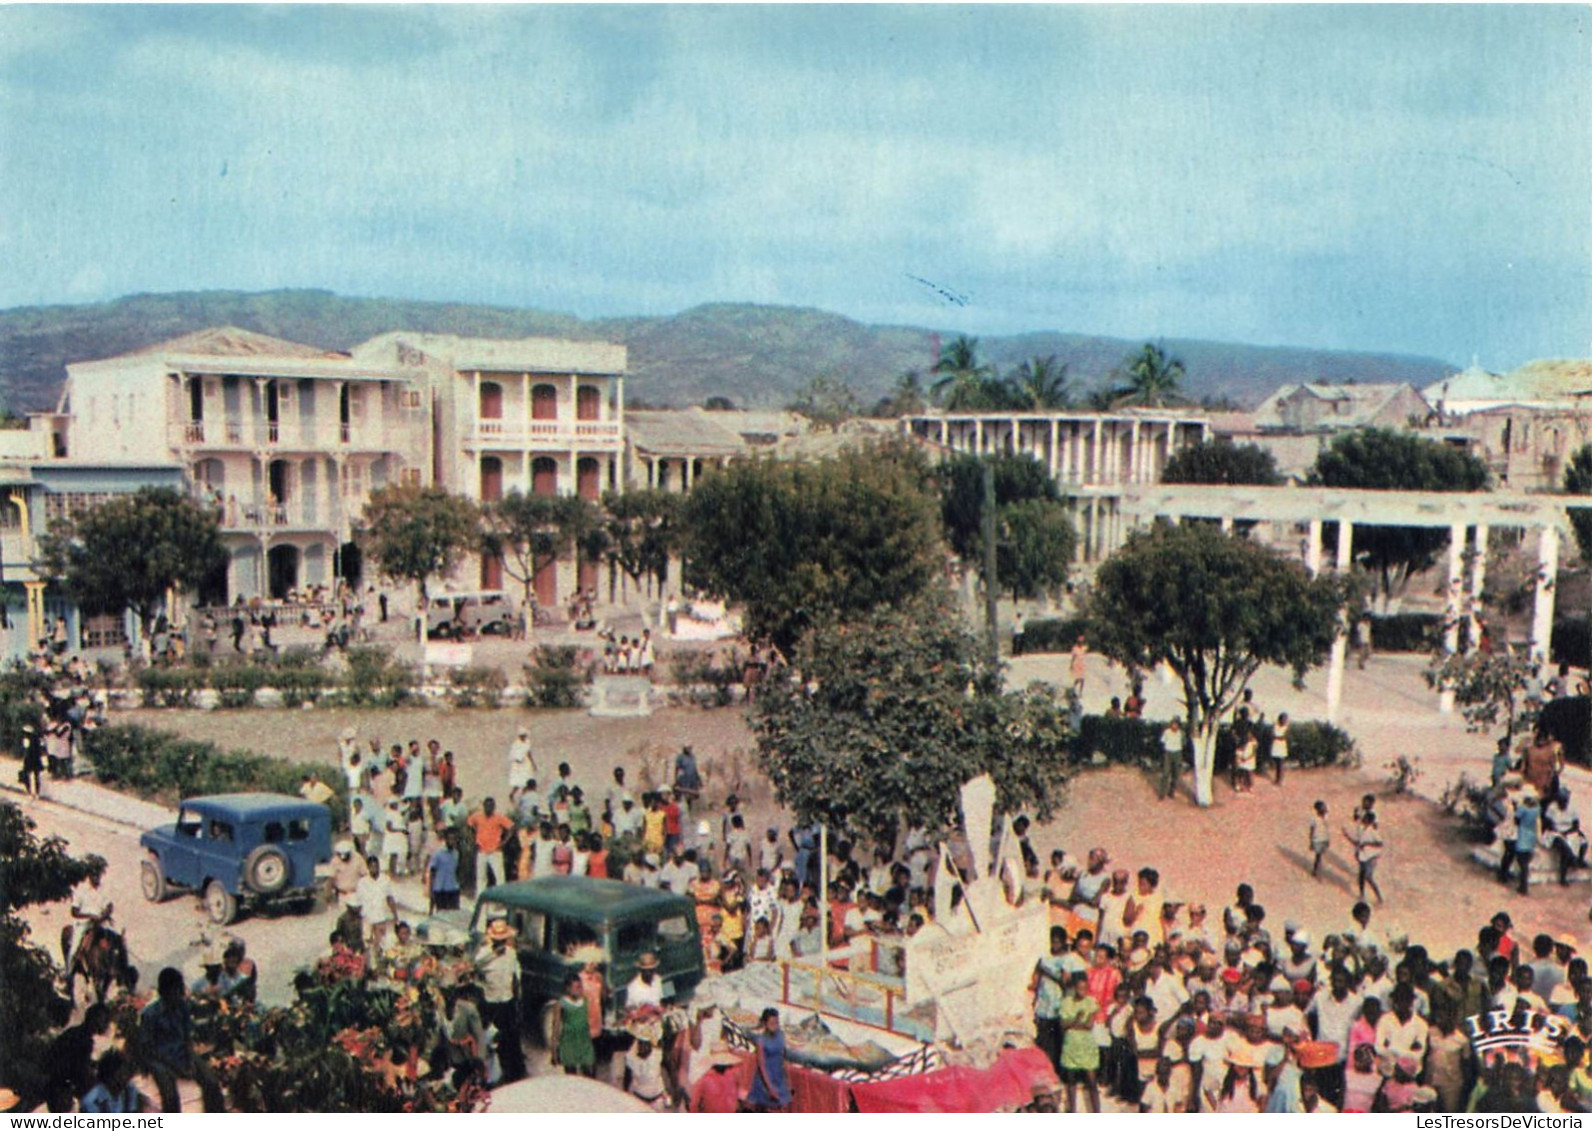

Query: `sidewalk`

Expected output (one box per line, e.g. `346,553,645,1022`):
0,753,175,829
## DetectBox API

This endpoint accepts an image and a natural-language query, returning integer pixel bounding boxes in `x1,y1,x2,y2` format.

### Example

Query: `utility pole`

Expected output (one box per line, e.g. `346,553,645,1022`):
983,458,998,662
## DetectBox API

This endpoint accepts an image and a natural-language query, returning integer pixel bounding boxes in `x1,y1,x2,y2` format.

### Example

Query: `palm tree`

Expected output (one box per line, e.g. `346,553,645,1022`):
930,335,995,409
1006,355,1071,410
1112,342,1187,408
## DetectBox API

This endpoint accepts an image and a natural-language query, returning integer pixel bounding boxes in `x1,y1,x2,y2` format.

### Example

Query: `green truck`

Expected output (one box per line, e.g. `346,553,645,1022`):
470,876,705,1026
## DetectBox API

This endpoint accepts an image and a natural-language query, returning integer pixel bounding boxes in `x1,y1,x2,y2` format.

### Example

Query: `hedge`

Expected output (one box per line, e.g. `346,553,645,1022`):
1368,614,1442,654
1013,617,1088,656
82,722,347,824
1552,619,1592,668
1071,714,1356,770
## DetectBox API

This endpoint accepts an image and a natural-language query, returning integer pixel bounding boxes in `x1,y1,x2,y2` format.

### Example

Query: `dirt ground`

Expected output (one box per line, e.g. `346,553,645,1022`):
105,645,1592,973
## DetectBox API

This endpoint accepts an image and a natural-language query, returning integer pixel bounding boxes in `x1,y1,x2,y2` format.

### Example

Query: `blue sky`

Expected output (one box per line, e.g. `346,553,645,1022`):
1,5,1587,368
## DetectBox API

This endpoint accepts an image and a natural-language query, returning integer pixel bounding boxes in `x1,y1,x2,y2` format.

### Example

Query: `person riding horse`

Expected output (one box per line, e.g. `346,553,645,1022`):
65,918,135,1004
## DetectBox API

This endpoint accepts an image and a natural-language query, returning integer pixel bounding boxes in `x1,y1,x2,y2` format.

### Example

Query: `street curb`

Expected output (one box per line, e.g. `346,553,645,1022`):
0,754,175,830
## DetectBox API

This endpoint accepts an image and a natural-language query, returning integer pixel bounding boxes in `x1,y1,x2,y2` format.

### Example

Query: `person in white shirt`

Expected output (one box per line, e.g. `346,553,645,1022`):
1374,985,1430,1061
351,856,398,945
67,873,113,965
625,952,666,1010
506,728,536,794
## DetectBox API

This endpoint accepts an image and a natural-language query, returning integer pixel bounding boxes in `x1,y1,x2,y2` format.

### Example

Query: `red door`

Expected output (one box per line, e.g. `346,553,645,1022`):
480,457,504,502
576,385,601,421
480,554,504,591
532,385,558,421
577,457,601,502
533,559,557,608
532,458,558,497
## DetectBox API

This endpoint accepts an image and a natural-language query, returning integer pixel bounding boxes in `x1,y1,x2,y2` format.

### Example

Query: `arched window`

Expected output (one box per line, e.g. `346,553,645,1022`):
532,457,558,497
576,385,601,421
480,456,504,502
532,384,558,421
479,381,504,420
577,457,600,502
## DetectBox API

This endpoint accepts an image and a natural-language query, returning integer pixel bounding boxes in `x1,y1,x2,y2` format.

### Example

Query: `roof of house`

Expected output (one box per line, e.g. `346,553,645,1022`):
625,409,746,458
128,326,341,361
1252,382,1429,429
353,332,626,375
1425,359,1592,410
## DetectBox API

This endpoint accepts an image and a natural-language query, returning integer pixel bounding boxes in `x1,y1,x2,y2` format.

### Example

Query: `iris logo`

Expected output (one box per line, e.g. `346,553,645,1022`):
1464,1009,1571,1060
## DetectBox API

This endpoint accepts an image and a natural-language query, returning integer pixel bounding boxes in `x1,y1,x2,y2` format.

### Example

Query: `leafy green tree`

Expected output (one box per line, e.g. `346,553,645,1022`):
939,454,1074,599
357,484,480,608
1309,428,1490,609
1161,439,1284,486
1112,343,1187,408
1086,523,1348,806
681,443,942,654
598,489,683,601
1,802,104,1103
1563,445,1592,565
37,486,227,643
479,491,597,608
997,498,1078,600
702,395,737,411
752,593,1070,844
1006,355,1071,409
1424,649,1539,742
788,374,861,429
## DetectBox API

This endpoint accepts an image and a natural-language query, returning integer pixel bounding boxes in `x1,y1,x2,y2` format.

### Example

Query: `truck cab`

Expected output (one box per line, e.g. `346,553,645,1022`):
470,876,704,1025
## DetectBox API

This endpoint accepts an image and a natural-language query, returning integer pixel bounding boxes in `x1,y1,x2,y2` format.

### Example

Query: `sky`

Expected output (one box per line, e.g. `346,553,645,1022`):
1,4,1588,369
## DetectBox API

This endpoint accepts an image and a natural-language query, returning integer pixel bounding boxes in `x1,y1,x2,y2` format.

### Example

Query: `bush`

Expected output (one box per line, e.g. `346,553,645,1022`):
1552,618,1592,668
1369,614,1442,654
669,654,739,708
210,665,268,709
341,647,417,708
81,723,346,825
526,646,584,710
449,666,508,709
1271,720,1357,768
134,666,206,708
1071,715,1159,765
0,665,50,752
1014,617,1087,656
271,666,333,708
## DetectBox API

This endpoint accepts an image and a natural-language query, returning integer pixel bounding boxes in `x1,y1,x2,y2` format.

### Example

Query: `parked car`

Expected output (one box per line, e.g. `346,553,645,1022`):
426,591,518,639
139,793,333,926
470,876,704,1026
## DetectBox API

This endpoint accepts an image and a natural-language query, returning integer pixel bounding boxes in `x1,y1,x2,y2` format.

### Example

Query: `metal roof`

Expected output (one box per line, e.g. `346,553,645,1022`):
477,876,694,923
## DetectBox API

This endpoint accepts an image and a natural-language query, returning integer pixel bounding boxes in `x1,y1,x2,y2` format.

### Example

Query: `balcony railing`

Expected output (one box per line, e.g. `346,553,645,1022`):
469,419,622,447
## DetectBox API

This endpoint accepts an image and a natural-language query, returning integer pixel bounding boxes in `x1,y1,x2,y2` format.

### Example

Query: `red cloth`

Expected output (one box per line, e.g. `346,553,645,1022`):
851,1048,1059,1114
788,1062,853,1114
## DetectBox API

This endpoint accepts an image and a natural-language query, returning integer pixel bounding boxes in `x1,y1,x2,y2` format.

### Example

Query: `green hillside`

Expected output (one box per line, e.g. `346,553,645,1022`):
0,288,1457,413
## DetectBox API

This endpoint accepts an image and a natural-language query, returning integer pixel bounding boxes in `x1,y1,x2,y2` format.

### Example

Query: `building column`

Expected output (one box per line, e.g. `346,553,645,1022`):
1440,524,1466,713
1219,515,1234,534
1469,524,1489,651
1129,420,1142,483
1010,417,1020,455
1306,518,1323,575
1326,519,1354,722
1048,420,1059,479
1531,523,1559,663
1087,498,1100,562
1090,420,1102,484
974,419,984,455
23,580,46,648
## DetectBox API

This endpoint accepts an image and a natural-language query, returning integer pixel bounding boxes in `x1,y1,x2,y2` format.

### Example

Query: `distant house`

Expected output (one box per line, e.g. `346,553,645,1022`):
1250,383,1434,433
1424,359,1592,489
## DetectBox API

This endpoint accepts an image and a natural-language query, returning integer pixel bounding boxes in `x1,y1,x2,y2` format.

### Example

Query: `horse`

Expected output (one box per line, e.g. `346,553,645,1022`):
65,921,136,1004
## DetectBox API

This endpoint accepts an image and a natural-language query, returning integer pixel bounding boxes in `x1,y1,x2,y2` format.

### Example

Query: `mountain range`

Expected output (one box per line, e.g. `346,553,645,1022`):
0,288,1459,414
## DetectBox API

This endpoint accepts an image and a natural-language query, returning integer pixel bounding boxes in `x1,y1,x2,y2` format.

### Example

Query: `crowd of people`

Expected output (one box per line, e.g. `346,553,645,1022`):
1026,846,1592,1114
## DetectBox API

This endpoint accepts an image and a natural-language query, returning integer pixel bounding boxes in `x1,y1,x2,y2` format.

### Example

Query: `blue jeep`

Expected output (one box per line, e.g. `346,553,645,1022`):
139,793,333,926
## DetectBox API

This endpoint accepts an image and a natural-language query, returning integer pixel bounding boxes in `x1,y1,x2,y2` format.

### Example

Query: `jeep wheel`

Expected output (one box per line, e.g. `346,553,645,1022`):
244,845,290,895
204,880,238,926
140,858,168,902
